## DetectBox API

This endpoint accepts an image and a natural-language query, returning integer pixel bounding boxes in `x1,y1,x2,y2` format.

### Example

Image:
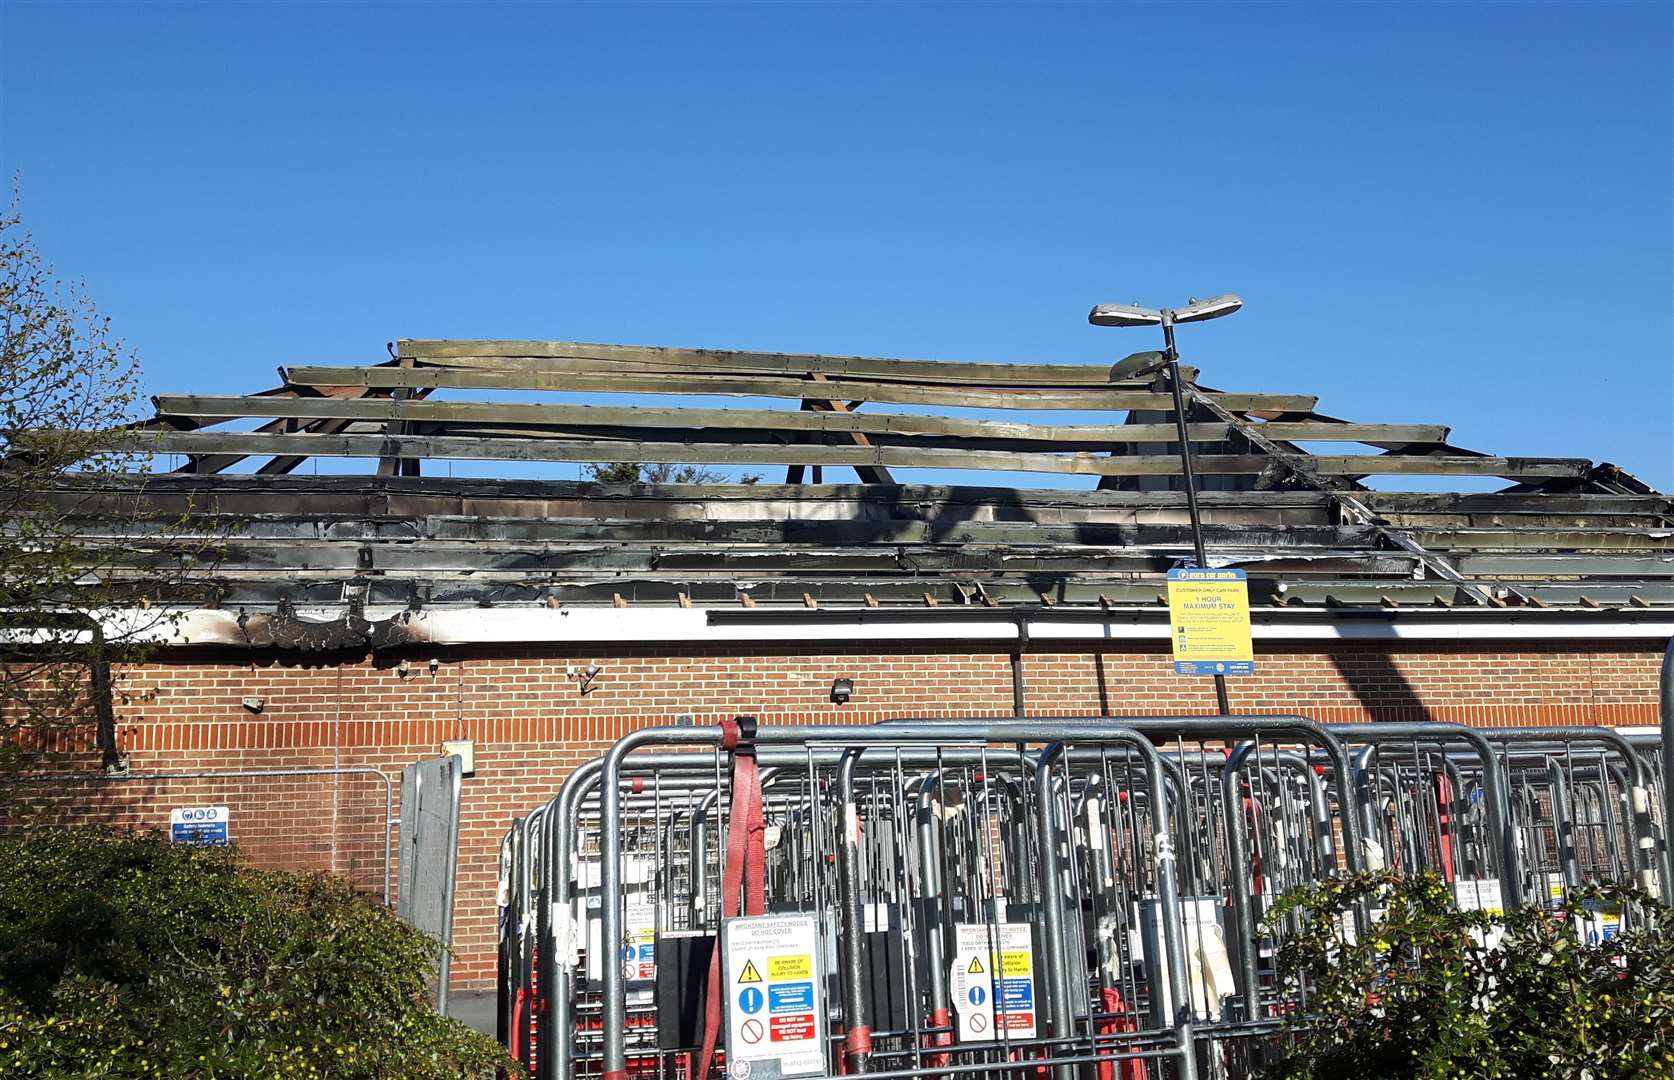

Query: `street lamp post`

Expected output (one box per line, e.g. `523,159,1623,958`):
1090,294,1244,715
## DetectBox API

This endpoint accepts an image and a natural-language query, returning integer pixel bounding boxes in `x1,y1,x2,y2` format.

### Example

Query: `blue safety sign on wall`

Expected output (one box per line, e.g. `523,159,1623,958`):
967,985,987,1006
738,987,764,1014
169,806,229,846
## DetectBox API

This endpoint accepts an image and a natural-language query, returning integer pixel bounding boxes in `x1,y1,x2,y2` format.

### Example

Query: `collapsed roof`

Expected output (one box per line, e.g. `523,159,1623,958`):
47,337,1671,640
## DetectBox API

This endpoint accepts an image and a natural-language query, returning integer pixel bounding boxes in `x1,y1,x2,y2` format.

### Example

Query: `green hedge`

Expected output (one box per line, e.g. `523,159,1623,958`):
0,828,518,1079
1262,872,1674,1080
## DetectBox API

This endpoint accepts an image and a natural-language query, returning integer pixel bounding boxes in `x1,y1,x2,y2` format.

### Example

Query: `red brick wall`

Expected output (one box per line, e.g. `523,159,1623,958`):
7,638,1665,989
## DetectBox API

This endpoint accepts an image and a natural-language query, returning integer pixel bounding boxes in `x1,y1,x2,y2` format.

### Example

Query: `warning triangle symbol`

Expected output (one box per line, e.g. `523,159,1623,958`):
967,956,985,974
738,959,763,984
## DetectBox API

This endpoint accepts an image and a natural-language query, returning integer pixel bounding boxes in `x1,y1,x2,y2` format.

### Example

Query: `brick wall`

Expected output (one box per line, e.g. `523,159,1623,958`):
6,637,1665,989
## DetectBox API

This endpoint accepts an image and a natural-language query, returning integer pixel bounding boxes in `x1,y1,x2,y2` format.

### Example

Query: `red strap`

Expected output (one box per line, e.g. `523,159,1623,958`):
511,986,529,1064
1434,770,1456,882
1095,987,1147,1080
694,721,766,1080
926,1006,952,1067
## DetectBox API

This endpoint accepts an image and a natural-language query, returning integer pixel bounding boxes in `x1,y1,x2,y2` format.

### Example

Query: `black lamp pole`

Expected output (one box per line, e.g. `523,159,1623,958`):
1159,309,1231,716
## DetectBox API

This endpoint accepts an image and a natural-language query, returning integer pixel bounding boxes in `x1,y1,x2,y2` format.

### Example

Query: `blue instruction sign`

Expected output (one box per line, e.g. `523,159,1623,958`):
999,978,1034,1009
738,987,764,1014
769,982,814,1013
169,806,229,846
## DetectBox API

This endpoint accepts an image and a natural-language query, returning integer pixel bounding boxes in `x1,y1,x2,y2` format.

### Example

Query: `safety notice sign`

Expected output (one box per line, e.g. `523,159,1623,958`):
1166,568,1255,676
624,902,657,982
948,923,1036,1042
723,913,826,1078
169,806,230,846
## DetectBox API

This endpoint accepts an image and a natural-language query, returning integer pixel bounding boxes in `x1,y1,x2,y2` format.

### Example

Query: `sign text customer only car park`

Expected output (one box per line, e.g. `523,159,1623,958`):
1166,568,1255,676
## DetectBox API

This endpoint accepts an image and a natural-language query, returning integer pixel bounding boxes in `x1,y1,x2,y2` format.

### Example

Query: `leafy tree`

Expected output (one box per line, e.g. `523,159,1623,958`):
0,828,518,1079
0,206,207,778
1261,871,1674,1080
585,461,761,484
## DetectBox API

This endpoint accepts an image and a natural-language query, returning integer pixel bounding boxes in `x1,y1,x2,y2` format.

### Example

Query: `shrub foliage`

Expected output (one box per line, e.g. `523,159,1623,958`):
1261,871,1674,1080
0,828,516,1079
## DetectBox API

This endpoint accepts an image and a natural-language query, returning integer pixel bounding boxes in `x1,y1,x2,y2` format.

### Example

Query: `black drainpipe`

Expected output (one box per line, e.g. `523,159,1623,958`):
1661,636,1672,868
0,612,124,774
1010,610,1029,716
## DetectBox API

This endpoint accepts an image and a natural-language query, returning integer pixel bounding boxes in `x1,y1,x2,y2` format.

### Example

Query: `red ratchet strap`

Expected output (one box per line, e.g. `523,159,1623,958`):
694,716,766,1080
926,1005,952,1067
1434,770,1456,882
511,986,529,1064
1094,987,1147,1080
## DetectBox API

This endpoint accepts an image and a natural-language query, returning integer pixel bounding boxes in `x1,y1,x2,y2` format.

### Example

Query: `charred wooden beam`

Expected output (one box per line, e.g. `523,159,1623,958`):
282,364,1319,413
397,338,1132,386
120,429,1592,480
152,394,1448,447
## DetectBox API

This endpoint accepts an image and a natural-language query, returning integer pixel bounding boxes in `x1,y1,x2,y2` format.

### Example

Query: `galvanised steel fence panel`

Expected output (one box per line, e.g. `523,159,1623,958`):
399,753,464,1013
498,715,1667,1080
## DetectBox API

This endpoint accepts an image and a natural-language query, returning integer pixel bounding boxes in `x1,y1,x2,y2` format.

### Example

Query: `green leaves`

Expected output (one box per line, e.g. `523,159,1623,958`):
1,204,223,785
1261,872,1674,1080
0,828,519,1079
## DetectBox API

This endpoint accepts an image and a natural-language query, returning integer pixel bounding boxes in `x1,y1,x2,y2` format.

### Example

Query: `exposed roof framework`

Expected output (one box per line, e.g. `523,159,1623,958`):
26,337,1664,637
138,339,1644,492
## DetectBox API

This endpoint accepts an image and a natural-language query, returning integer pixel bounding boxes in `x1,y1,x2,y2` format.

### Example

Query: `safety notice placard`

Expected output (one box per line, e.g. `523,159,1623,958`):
723,913,826,1078
169,806,230,846
1166,568,1254,676
948,923,1036,1042
624,902,657,982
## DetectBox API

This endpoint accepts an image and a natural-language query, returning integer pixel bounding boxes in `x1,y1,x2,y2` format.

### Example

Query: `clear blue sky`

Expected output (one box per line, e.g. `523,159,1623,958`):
3,1,1670,490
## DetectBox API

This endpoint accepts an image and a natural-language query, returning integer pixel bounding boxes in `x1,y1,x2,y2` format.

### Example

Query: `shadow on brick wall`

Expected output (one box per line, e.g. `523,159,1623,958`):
1329,646,1435,723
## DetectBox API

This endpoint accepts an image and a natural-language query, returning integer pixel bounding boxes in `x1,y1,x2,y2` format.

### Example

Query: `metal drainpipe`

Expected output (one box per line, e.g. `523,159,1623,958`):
1011,611,1030,716
6,613,124,773
1663,636,1673,887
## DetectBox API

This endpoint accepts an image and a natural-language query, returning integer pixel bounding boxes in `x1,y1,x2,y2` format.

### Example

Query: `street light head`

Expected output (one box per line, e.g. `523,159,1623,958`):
1088,302,1163,327
1109,350,1169,381
1170,294,1243,324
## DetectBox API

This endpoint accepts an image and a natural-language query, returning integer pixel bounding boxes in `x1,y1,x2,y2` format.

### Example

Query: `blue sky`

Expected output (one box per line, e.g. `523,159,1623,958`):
2,1,1669,490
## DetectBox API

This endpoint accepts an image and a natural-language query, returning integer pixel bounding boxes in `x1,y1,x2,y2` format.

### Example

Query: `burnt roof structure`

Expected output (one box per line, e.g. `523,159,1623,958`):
48,336,1673,648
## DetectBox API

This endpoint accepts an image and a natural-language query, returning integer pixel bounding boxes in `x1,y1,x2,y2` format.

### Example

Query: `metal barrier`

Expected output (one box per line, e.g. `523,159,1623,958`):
399,754,464,1012
499,715,1669,1080
5,765,396,900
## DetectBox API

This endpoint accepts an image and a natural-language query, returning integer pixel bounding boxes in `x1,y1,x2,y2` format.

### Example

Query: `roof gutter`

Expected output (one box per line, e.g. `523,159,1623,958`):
105,603,1674,650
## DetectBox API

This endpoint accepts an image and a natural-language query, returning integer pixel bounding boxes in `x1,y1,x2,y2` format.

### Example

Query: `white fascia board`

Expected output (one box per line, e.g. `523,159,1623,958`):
131,605,1674,648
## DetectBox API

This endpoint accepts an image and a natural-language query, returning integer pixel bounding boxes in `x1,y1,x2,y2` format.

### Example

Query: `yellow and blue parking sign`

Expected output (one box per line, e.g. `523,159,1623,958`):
1166,568,1255,676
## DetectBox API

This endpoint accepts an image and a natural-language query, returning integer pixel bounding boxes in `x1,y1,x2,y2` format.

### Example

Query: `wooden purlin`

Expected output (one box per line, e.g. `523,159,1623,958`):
125,429,1592,480
283,363,1321,413
396,338,1138,386
122,337,1609,495
149,395,1451,448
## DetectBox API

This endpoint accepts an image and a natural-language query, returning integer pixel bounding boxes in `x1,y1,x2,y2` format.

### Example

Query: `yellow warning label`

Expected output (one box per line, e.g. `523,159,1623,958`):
737,959,763,984
768,954,811,980
999,950,1032,976
967,956,985,974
